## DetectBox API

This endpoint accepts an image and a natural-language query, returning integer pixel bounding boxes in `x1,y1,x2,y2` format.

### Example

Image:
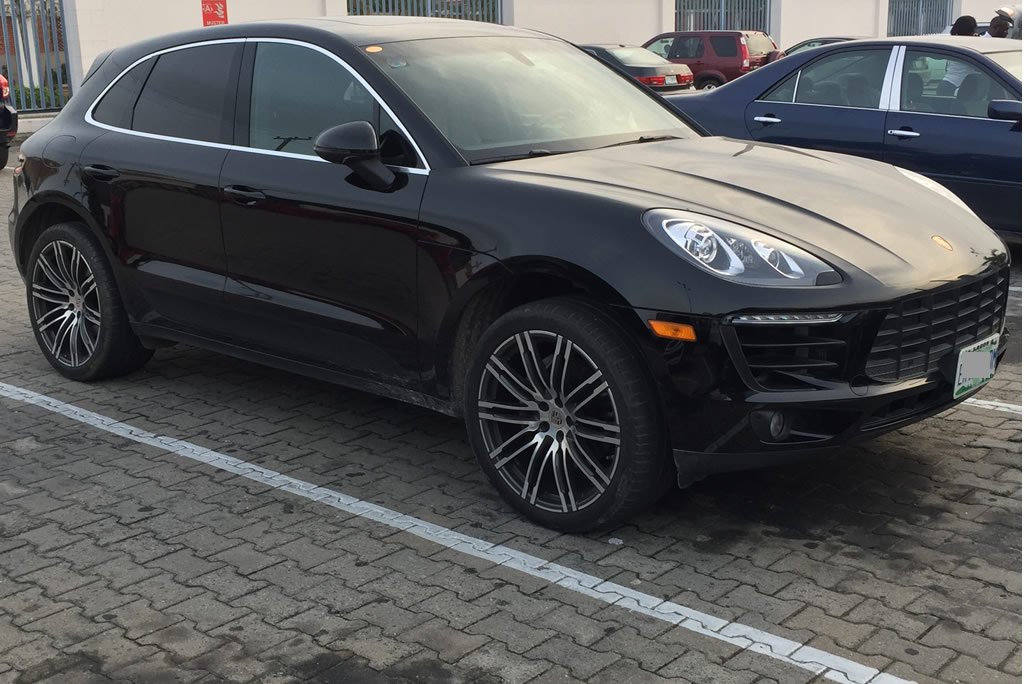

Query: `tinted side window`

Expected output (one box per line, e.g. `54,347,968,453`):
674,37,704,59
902,49,1015,117
92,58,155,129
794,50,890,107
249,43,377,157
133,44,241,144
762,72,798,102
710,36,738,57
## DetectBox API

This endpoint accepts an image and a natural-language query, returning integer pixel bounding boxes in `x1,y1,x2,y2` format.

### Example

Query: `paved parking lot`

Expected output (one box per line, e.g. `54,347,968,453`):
0,150,1020,684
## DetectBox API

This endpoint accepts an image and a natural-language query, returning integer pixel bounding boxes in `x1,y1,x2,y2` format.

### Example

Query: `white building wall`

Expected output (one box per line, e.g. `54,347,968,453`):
505,0,673,44
65,0,349,88
769,0,887,50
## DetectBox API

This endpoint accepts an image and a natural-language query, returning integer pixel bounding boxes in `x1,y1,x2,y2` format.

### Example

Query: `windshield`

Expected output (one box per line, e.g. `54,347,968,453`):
987,51,1022,81
366,36,696,163
607,46,670,66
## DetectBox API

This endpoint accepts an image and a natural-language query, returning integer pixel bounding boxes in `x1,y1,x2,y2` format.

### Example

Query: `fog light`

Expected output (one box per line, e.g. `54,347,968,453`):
751,409,790,442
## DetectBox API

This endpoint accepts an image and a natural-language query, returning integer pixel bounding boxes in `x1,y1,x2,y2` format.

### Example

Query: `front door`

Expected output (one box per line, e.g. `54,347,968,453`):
80,41,243,332
218,40,428,388
883,48,1022,235
745,47,894,159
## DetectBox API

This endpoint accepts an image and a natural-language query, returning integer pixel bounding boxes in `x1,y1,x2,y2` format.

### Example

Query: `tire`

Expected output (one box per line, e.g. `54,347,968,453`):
0,146,9,170
26,222,153,381
464,297,667,532
698,78,722,90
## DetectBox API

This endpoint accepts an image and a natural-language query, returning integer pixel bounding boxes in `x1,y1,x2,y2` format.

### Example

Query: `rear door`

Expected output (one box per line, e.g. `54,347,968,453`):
883,47,1022,235
745,47,895,159
81,41,243,333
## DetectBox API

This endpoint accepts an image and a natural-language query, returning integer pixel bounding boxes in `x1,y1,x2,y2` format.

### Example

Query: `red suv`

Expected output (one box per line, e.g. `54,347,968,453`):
643,31,777,90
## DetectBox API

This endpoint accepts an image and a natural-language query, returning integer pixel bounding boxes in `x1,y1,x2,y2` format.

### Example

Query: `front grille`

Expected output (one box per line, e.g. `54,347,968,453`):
733,323,850,390
864,268,1009,383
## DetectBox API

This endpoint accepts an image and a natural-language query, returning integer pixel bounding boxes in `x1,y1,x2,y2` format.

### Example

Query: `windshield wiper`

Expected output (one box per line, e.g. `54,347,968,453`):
599,135,681,149
472,149,569,164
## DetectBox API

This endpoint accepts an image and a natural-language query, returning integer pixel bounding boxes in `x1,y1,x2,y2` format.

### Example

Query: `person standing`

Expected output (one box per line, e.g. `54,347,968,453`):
950,15,979,35
983,16,1012,37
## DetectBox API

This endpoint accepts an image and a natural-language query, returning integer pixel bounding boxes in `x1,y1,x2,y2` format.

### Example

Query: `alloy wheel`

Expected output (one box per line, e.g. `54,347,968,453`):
30,240,101,368
476,330,621,513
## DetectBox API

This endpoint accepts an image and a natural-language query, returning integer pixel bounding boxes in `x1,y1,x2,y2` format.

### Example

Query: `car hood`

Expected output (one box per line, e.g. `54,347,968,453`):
490,137,1006,289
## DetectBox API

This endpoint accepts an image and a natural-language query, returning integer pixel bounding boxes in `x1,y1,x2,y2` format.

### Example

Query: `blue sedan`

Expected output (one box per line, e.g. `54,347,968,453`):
666,36,1022,242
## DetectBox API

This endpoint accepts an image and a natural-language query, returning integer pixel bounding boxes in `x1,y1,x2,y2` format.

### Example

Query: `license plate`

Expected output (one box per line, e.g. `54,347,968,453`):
665,75,678,85
953,333,999,399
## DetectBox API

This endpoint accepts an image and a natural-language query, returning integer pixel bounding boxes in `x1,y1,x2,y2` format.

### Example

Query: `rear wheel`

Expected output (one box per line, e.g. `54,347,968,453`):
464,298,667,532
698,77,723,90
26,223,153,381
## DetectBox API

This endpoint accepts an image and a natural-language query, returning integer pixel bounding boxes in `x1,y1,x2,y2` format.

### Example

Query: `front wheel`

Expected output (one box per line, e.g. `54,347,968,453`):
464,298,667,532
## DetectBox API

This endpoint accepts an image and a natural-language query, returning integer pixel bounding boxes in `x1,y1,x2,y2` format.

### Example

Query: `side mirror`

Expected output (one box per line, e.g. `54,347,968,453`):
314,121,396,191
988,99,1022,122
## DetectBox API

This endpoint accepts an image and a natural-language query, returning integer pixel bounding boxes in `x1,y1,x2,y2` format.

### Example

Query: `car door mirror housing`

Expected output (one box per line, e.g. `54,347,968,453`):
988,100,1022,122
314,121,396,190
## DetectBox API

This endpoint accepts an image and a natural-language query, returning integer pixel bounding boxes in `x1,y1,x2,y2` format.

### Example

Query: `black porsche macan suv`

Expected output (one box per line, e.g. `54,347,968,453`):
9,17,1010,531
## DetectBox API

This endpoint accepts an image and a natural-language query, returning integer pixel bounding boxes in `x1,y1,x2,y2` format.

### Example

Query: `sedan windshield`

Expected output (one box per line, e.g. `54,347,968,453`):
987,50,1022,81
365,36,696,163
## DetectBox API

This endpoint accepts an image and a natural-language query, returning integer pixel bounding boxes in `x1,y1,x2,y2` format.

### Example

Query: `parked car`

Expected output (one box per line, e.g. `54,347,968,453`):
0,73,17,169
783,36,863,57
581,44,694,92
644,30,777,89
666,36,1022,242
10,19,1011,531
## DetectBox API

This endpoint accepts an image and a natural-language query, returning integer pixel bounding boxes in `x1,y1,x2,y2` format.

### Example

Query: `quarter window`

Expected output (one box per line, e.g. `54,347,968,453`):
646,38,675,59
761,49,890,108
92,59,154,129
132,44,242,144
710,36,738,58
902,50,1016,117
249,42,379,157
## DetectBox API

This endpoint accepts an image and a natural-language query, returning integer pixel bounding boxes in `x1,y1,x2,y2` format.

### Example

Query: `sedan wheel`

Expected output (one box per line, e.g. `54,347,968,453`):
466,298,667,532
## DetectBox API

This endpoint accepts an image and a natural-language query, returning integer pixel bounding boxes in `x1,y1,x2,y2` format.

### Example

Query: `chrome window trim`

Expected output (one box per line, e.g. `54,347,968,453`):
84,37,431,176
878,46,901,110
892,45,1021,119
888,109,1023,122
750,100,888,113
791,70,801,103
887,46,907,111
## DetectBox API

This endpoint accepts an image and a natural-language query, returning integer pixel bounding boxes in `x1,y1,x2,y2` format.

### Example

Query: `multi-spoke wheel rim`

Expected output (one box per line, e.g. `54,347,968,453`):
30,240,100,368
477,330,621,514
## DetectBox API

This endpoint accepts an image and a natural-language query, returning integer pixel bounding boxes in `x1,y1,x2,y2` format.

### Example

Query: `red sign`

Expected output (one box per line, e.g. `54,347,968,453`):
202,1,228,26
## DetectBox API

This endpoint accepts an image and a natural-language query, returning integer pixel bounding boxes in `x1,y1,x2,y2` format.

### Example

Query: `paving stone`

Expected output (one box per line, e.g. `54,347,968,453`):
138,621,224,660
120,572,204,610
416,591,498,630
526,636,620,679
535,605,619,648
0,586,73,626
330,625,423,670
182,641,276,682
21,606,111,648
349,598,431,638
465,610,555,654
474,584,557,623
100,598,183,640
399,617,491,664
919,619,1017,667
109,651,208,683
458,641,551,684
859,628,955,676
65,628,158,675
784,606,875,650
846,598,938,641
940,653,1021,684
165,594,251,631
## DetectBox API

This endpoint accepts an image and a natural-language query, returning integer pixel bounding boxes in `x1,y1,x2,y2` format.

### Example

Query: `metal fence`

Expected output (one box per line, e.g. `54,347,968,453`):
347,0,502,24
888,0,953,36
675,0,771,33
0,0,70,112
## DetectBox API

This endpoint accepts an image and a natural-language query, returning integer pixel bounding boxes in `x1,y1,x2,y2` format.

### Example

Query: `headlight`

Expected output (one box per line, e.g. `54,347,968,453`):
643,209,840,287
894,166,974,216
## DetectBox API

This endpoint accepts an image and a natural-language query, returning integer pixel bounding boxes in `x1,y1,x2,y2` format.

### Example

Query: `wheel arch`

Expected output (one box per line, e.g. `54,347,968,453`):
437,255,653,415
15,193,111,276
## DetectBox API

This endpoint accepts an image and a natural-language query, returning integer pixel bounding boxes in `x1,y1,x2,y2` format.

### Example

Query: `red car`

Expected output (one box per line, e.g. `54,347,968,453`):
643,30,777,90
0,74,16,168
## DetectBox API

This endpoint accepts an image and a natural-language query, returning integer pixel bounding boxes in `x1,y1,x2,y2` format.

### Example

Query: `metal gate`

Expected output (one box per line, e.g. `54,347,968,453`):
348,0,502,24
888,0,953,36
0,0,70,112
676,0,771,33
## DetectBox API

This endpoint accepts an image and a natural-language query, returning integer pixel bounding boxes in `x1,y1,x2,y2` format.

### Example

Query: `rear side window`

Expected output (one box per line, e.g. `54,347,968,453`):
710,36,738,57
92,59,154,129
761,49,891,108
248,42,378,157
132,43,242,144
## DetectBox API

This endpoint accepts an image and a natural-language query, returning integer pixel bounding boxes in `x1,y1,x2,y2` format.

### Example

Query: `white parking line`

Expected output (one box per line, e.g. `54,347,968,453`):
0,381,913,684
964,397,1023,415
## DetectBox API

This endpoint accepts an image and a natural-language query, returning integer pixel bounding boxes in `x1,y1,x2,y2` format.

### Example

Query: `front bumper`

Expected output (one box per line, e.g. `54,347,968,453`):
631,267,1012,487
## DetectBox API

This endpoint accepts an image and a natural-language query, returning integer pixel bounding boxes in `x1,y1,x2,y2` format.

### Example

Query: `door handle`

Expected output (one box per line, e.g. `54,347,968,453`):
887,129,921,139
753,115,782,124
224,185,267,205
83,164,120,181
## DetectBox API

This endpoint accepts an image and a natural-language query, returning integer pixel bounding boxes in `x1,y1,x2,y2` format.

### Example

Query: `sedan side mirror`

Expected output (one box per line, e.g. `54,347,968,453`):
314,121,396,191
988,100,1022,123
